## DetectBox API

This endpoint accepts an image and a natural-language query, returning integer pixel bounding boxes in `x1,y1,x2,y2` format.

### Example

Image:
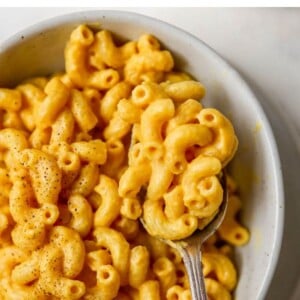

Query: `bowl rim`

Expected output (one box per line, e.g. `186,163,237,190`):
0,9,285,300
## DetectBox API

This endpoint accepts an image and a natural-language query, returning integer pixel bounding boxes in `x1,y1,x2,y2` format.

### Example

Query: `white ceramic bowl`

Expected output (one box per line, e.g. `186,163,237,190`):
0,10,284,300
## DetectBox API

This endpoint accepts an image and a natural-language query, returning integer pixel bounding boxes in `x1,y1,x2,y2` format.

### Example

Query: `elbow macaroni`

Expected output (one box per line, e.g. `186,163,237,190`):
141,98,175,159
0,25,248,300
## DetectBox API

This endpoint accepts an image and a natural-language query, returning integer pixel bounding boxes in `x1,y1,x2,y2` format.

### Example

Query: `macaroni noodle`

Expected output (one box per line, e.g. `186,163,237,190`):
0,25,249,300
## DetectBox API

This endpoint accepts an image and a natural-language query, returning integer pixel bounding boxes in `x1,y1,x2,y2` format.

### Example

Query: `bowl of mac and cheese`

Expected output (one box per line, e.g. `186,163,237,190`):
0,10,283,300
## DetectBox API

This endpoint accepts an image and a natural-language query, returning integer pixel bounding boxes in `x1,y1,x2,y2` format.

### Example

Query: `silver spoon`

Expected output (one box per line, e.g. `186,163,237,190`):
142,171,228,300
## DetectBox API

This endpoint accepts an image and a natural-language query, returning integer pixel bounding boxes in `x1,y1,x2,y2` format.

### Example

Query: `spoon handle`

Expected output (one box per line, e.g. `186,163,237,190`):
181,244,207,300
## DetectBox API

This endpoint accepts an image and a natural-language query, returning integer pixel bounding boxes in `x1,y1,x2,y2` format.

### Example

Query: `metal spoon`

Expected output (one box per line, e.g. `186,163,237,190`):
142,171,228,300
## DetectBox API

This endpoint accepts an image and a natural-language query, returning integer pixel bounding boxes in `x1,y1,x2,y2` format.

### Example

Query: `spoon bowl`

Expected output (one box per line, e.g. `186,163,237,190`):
141,171,228,300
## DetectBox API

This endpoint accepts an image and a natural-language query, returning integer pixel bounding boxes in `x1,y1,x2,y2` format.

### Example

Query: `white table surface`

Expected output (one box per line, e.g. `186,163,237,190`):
0,7,299,300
